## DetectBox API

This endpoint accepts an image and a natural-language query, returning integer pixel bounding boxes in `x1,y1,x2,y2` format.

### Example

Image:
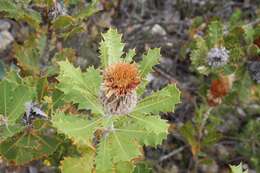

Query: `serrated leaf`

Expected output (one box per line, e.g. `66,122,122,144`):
75,0,100,20
0,0,41,29
14,34,46,75
52,112,102,146
61,151,95,173
53,15,74,30
139,48,161,79
124,49,136,63
133,84,180,114
114,115,168,147
109,131,142,162
229,9,242,29
57,60,104,114
0,0,18,15
207,20,223,47
190,37,208,66
230,162,248,173
0,80,34,124
100,28,125,67
0,121,61,165
130,114,169,135
96,137,113,173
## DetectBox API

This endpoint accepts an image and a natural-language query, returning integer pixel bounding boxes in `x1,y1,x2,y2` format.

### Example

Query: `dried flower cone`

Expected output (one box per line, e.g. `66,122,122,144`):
100,62,140,115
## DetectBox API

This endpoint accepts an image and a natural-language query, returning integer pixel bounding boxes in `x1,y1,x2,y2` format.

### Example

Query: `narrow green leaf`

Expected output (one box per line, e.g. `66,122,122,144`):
139,48,161,79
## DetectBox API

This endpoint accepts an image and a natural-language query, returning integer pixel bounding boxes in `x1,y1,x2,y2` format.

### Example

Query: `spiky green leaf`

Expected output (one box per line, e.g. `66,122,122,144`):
124,49,136,63
190,37,208,66
139,48,161,79
207,20,223,47
0,80,34,124
57,60,103,114
96,137,113,173
100,28,125,67
130,114,169,135
60,151,95,173
133,84,180,114
52,112,102,146
109,131,142,162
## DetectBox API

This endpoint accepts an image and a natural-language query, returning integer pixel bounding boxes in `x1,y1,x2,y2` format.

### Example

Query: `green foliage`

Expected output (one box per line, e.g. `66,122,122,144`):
133,85,180,114
51,28,180,173
60,150,95,173
0,1,179,171
57,61,103,114
52,112,101,146
0,0,101,167
190,37,208,67
207,20,223,47
0,0,41,29
100,28,125,67
139,48,161,79
185,10,260,172
0,80,34,124
0,120,61,165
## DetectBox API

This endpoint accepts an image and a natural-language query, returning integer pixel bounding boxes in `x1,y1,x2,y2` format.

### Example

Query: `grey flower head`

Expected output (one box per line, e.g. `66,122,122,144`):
248,61,260,84
48,1,67,20
207,47,229,67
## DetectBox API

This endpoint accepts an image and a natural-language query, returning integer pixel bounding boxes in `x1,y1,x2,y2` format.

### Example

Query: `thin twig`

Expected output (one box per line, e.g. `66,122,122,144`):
158,145,188,162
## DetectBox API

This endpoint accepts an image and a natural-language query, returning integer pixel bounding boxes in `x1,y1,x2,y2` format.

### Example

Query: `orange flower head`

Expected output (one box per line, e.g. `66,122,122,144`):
103,62,140,96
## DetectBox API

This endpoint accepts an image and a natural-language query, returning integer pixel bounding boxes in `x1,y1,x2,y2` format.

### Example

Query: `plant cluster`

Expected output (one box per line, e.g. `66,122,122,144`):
179,10,260,171
0,1,181,172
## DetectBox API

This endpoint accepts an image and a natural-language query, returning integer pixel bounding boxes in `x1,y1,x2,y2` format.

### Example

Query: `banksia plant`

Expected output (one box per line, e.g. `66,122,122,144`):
52,28,181,173
189,20,241,75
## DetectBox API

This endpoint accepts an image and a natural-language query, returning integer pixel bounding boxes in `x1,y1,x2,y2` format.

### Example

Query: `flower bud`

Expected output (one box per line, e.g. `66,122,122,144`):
100,62,140,115
207,47,229,67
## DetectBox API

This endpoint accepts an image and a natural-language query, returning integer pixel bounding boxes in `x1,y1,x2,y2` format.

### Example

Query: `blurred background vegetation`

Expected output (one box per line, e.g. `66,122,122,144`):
0,0,259,173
